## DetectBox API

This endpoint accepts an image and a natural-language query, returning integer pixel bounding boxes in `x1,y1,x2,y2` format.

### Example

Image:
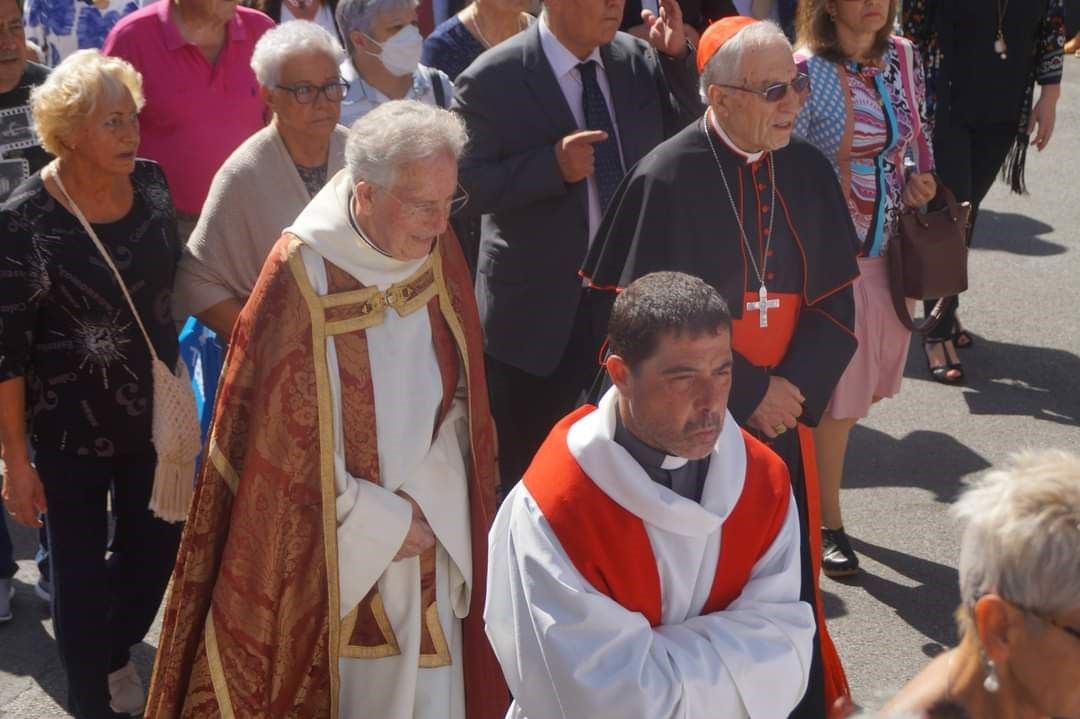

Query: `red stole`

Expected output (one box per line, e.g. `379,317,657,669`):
522,406,791,624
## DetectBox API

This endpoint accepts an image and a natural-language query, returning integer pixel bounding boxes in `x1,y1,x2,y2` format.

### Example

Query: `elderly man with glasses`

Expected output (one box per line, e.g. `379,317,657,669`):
581,16,861,719
146,99,506,719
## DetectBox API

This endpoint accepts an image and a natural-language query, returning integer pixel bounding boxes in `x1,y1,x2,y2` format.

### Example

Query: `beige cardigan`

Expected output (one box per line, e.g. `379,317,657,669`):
172,122,349,320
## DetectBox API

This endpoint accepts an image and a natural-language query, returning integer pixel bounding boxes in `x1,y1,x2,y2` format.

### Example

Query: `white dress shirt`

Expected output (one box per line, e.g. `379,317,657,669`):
538,16,625,244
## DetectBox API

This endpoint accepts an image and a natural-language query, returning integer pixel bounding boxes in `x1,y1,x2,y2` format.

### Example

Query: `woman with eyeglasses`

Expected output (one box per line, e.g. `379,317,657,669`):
335,0,455,128
172,20,349,342
791,0,936,580
883,449,1080,719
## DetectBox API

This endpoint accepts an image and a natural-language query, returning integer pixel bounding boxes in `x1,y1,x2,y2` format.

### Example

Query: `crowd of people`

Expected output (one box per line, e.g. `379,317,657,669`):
0,0,1074,717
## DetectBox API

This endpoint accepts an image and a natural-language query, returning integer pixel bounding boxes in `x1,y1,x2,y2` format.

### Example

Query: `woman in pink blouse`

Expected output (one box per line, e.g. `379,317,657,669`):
792,0,936,579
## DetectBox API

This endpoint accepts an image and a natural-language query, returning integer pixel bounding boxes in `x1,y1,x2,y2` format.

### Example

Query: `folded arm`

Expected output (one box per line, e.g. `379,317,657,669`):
485,489,814,719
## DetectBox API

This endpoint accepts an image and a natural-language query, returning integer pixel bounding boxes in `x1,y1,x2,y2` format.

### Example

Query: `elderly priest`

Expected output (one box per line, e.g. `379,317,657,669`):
486,272,815,719
145,101,506,719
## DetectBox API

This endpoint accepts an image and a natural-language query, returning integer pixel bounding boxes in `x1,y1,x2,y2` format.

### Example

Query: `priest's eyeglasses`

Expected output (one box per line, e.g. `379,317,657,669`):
275,80,350,104
716,73,811,103
379,185,471,222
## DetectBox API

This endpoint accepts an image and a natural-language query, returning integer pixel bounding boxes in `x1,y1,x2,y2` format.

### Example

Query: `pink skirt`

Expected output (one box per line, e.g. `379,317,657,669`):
826,256,913,420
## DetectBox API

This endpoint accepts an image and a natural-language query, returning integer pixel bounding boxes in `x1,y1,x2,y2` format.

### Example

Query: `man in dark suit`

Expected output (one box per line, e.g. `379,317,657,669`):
453,0,703,491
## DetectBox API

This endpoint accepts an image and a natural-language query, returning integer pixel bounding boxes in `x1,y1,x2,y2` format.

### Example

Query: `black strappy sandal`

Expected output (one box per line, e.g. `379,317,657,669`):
952,318,974,350
923,337,964,384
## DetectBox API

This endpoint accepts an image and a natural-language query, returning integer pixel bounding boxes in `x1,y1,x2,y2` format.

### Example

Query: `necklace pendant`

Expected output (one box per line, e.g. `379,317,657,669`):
746,284,780,329
994,34,1007,59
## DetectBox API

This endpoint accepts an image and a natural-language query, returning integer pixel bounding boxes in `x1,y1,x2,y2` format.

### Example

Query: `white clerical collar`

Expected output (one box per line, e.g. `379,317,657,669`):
708,109,765,164
287,169,429,289
539,14,605,80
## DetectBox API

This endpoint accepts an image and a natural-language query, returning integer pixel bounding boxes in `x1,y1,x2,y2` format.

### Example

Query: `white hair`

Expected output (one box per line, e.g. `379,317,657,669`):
249,20,346,89
953,449,1080,616
335,0,418,52
699,20,792,102
345,100,466,187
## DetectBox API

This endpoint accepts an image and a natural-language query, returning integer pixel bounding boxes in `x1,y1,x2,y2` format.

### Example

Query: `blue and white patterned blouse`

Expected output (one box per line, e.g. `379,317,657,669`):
23,0,143,68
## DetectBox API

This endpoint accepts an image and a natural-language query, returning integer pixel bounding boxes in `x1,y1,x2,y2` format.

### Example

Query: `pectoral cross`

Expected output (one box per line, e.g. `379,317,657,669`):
746,284,780,328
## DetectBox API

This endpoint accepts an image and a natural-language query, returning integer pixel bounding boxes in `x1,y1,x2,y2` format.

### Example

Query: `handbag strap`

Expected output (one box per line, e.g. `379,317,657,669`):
48,163,161,363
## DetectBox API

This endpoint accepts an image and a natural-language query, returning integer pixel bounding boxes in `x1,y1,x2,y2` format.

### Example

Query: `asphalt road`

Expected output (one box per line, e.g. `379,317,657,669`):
2,61,1079,719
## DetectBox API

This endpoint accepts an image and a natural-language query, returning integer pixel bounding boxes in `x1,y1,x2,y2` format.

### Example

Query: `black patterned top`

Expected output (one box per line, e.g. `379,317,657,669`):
294,161,328,199
0,159,181,457
903,0,1065,191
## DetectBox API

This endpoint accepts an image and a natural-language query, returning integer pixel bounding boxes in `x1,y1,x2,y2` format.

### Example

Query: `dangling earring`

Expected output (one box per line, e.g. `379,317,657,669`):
983,658,1000,693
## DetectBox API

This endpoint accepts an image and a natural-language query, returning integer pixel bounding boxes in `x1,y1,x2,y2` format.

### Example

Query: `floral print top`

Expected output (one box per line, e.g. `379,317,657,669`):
794,37,934,257
24,0,142,67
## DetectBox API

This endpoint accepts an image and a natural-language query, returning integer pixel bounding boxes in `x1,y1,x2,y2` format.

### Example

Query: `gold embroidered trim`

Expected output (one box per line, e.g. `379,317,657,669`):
286,239,342,719
339,594,403,659
318,257,437,336
326,315,381,336
204,611,237,719
208,441,241,495
431,243,480,485
418,601,453,668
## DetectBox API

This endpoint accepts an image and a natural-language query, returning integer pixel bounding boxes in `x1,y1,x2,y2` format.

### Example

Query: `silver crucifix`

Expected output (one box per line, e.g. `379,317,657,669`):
746,284,780,328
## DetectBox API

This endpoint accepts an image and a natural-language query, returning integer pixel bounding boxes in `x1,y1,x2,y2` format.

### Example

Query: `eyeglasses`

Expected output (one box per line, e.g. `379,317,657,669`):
715,73,811,103
275,80,350,104
1005,600,1080,644
0,18,26,36
379,184,470,222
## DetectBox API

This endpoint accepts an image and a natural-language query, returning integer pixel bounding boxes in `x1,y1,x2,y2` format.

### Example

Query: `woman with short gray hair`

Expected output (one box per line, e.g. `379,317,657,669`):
173,20,350,341
335,0,454,126
885,449,1080,719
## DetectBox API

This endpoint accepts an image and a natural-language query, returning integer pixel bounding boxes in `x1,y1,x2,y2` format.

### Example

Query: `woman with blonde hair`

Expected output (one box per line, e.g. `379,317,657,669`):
885,449,1080,719
793,0,936,578
0,49,182,718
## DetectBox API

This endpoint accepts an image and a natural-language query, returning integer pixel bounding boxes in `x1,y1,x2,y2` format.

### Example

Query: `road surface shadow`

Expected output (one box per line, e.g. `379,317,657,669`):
970,210,1064,256
821,588,848,621
843,426,990,505
903,336,1080,427
846,536,961,650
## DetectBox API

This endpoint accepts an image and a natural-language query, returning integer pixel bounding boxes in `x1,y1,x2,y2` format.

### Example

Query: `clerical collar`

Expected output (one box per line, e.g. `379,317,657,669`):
613,411,691,472
347,193,393,258
707,109,764,165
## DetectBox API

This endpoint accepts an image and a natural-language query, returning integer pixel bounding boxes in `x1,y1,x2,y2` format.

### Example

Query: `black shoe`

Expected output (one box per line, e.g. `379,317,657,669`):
923,338,964,384
822,527,860,578
952,318,974,350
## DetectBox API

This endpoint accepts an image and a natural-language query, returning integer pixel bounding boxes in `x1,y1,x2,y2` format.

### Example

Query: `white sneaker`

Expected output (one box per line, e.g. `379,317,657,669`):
108,661,146,716
0,578,12,623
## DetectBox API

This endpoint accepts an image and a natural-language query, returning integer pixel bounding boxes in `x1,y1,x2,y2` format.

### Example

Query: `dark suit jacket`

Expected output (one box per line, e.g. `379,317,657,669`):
620,0,737,33
453,25,703,377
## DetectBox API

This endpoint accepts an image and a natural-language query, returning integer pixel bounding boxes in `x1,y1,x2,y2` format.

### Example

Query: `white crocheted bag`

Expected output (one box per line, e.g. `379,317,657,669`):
52,166,200,523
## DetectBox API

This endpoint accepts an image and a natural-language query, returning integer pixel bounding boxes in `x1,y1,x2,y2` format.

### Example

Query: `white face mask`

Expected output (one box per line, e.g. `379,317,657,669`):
365,24,423,77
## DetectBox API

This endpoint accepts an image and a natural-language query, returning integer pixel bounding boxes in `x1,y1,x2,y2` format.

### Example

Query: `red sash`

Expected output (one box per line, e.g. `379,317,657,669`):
522,407,791,625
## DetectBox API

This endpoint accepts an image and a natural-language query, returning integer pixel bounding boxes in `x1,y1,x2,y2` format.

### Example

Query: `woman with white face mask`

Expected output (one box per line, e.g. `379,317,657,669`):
335,0,454,127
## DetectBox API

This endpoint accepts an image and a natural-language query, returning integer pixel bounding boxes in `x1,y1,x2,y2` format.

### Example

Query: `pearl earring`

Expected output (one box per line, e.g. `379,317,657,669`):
983,659,1000,693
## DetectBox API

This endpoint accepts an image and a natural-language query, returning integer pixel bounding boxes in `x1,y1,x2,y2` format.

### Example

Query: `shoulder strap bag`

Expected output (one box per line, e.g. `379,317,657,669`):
50,164,200,523
887,178,971,334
